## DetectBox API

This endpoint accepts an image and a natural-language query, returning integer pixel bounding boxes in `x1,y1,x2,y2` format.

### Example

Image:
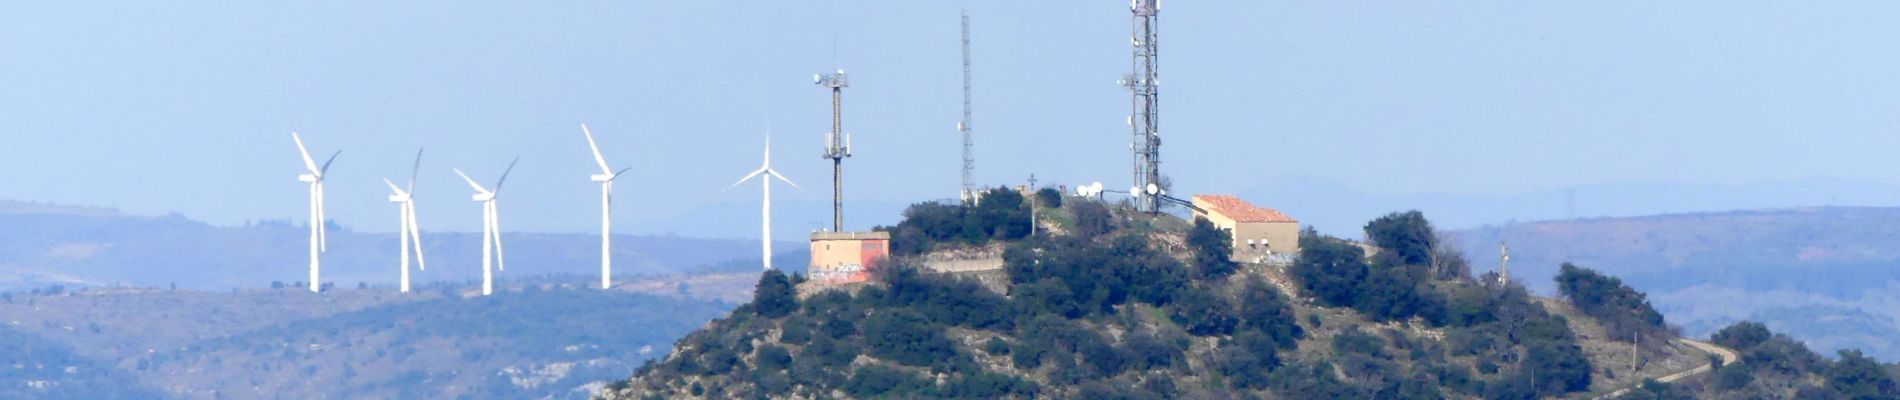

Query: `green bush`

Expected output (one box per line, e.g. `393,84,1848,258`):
1187,217,1239,279
752,270,796,318
1555,263,1666,340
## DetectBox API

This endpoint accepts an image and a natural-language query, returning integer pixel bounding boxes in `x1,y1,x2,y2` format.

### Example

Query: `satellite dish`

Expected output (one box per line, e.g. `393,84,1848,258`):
1131,186,1143,197
813,74,822,84
1091,182,1103,191
1146,183,1159,195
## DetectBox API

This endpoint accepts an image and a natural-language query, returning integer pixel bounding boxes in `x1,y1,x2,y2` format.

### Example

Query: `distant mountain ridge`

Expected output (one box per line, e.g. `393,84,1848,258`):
0,200,803,292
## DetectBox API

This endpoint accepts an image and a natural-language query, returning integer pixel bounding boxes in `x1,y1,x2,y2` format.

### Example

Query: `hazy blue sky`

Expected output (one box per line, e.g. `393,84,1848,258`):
5,1,1900,238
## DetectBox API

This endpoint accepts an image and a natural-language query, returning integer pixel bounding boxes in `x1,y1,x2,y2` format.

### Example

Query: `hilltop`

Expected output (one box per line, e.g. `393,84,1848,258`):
598,191,1900,399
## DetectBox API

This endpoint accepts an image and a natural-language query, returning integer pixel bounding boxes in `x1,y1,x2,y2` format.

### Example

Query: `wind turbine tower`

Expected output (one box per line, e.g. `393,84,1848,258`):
1122,0,1162,213
583,124,633,289
454,158,517,296
384,149,427,293
815,70,851,232
728,134,801,270
959,11,976,201
291,132,338,293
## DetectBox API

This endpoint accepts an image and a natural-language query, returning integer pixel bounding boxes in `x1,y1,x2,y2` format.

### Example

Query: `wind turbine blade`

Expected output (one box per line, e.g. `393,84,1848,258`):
453,168,489,193
384,178,405,195
408,201,425,271
725,168,768,192
610,166,634,180
582,124,613,174
493,157,519,193
292,132,319,173
766,169,802,191
319,150,341,175
408,148,423,193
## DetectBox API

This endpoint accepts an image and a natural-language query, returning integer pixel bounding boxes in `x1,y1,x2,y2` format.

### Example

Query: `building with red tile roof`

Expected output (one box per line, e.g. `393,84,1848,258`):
1191,194,1300,261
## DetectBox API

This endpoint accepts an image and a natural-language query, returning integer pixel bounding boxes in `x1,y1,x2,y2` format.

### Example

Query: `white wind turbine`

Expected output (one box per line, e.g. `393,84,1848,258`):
455,158,517,296
726,134,800,270
385,149,427,293
292,132,339,293
583,124,633,289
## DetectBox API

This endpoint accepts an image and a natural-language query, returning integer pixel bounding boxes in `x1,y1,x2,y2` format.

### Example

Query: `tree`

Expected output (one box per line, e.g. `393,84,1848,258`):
1237,277,1304,348
753,270,797,318
1364,211,1434,267
1290,228,1368,307
1828,349,1899,400
1036,188,1062,209
1169,289,1238,336
1712,321,1774,351
1187,217,1239,279
1555,263,1666,340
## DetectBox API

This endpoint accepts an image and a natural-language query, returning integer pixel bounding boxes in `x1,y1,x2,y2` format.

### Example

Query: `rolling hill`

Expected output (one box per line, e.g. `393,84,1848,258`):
0,276,743,399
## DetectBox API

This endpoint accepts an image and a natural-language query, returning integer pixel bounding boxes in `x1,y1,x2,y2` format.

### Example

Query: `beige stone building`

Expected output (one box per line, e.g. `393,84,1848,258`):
808,231,891,284
1190,194,1300,262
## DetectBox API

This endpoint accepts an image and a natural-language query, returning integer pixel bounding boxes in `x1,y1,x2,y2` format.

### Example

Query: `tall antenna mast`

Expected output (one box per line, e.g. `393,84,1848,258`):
1122,0,1162,213
959,10,976,201
816,70,851,232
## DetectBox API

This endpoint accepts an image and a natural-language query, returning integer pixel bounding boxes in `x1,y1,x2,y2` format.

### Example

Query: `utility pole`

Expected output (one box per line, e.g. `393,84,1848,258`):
816,70,851,232
1028,174,1038,236
1122,0,1162,213
959,11,976,201
1499,241,1511,285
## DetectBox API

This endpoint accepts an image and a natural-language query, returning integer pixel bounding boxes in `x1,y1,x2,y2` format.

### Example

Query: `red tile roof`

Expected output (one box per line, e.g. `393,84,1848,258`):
1194,194,1297,223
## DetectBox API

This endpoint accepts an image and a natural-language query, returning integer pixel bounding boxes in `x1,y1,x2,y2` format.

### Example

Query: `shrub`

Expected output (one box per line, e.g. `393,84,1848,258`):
1555,263,1666,340
1237,278,1304,348
861,309,958,367
1035,188,1062,209
1187,217,1239,279
752,270,797,318
1070,200,1115,239
1169,289,1238,336
1711,320,1773,351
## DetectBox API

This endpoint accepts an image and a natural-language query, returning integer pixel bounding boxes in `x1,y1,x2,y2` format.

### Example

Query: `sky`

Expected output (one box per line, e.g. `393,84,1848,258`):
5,1,1900,239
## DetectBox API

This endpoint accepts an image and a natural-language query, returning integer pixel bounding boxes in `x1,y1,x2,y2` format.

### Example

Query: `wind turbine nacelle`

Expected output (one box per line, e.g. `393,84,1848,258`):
591,174,614,182
298,174,319,183
473,193,495,202
388,194,410,202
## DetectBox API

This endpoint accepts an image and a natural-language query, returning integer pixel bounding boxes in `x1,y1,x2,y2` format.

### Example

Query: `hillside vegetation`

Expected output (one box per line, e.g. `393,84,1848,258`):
601,193,1824,399
1453,207,1900,360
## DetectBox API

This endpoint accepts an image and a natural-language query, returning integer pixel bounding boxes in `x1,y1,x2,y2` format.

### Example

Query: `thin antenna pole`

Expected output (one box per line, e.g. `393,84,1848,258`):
817,71,850,232
960,10,975,200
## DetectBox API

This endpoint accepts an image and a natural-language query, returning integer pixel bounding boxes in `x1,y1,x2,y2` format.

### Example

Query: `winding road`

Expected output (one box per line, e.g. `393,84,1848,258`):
1590,338,1739,399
